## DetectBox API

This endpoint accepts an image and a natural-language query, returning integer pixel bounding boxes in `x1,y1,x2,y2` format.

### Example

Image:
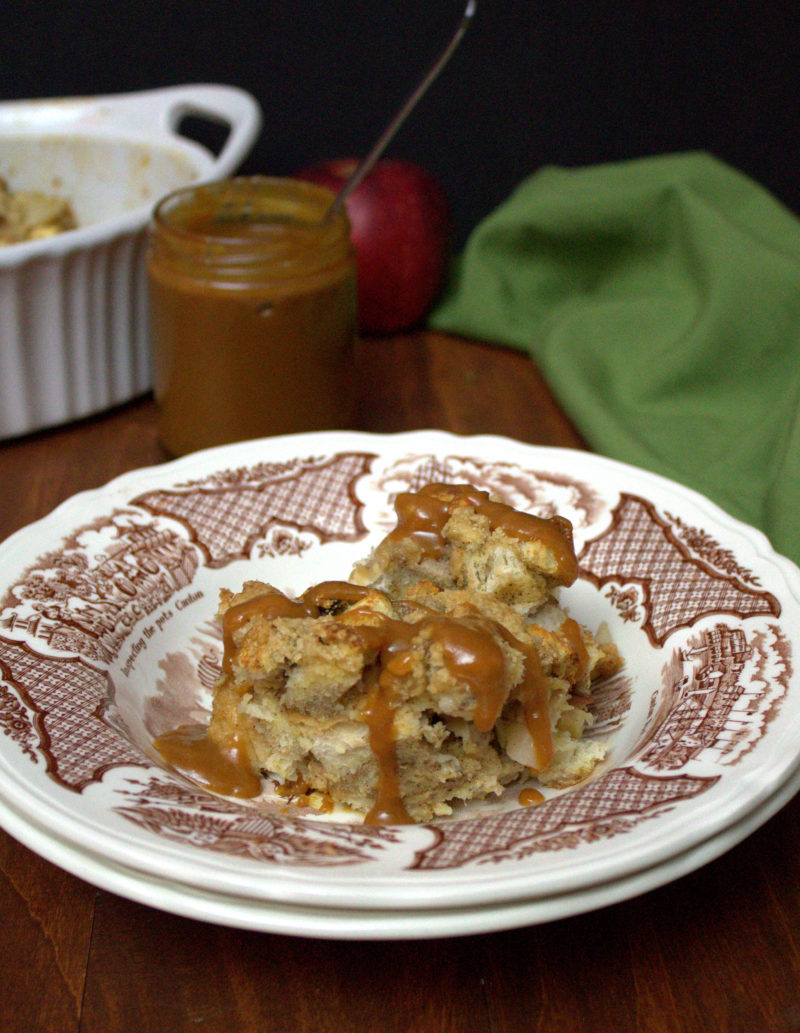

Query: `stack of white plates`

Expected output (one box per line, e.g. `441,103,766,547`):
1,431,798,939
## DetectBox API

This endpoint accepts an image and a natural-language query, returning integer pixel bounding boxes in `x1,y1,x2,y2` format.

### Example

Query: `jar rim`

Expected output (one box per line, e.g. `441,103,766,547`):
149,176,352,278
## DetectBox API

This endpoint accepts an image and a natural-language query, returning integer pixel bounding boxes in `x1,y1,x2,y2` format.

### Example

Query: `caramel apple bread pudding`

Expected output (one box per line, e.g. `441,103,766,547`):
156,483,621,824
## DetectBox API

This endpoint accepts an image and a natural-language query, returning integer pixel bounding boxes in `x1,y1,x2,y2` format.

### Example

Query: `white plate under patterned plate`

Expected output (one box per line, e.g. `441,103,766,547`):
1,430,799,921
1,744,799,940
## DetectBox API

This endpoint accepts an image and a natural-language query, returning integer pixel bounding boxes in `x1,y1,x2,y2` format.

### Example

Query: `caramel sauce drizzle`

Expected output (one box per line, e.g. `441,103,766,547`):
154,484,582,823
354,612,519,824
360,665,412,825
221,580,373,674
152,723,262,798
388,483,578,585
156,581,374,794
221,592,308,674
209,584,557,825
560,617,590,682
518,787,545,807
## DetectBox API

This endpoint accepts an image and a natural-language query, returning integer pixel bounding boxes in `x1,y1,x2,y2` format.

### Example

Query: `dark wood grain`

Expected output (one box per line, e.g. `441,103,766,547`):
1,331,798,1033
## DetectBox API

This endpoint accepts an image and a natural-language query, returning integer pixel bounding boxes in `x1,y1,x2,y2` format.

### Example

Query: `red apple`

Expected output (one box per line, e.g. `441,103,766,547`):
294,158,451,335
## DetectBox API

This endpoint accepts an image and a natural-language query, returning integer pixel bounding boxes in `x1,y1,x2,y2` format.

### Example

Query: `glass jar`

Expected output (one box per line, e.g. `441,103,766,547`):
147,176,358,456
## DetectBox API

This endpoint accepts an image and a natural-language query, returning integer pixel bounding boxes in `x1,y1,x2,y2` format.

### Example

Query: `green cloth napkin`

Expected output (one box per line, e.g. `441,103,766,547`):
429,151,800,567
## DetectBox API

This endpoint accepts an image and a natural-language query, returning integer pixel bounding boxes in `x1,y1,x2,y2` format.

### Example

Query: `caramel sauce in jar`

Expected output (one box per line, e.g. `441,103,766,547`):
147,177,358,456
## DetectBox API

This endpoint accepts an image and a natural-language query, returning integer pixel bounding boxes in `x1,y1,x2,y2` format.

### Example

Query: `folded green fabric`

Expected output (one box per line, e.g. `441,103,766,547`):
429,152,800,567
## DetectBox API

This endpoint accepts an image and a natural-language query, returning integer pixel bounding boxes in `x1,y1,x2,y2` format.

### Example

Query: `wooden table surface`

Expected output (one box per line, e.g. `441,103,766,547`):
2,330,799,1033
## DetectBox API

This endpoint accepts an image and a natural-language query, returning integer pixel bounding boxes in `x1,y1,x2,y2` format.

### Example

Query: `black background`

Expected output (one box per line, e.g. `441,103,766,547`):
3,0,798,244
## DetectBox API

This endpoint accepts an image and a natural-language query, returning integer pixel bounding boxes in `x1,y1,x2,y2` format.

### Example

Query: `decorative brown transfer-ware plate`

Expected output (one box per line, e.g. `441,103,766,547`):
1,431,798,933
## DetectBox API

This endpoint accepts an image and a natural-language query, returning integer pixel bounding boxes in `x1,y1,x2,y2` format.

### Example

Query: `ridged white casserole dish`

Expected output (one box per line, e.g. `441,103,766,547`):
0,84,262,440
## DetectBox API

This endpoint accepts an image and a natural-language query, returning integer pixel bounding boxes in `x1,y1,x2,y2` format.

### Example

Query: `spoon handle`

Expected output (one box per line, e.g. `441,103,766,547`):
327,0,477,218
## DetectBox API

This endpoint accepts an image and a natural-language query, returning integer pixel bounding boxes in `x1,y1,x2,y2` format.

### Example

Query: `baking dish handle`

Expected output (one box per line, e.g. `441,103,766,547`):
159,84,262,177
89,84,263,178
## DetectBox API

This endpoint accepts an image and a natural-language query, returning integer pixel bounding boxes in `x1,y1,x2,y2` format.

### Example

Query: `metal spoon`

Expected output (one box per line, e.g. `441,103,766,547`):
326,0,477,219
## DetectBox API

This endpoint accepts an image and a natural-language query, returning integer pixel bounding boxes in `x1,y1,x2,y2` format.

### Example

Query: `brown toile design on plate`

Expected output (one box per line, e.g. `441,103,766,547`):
582,670,634,740
665,512,764,587
253,527,314,560
413,768,718,869
0,654,41,765
114,774,403,865
0,637,144,791
370,454,606,531
579,494,781,646
604,583,646,625
0,451,793,872
639,622,791,770
133,452,375,568
0,510,199,665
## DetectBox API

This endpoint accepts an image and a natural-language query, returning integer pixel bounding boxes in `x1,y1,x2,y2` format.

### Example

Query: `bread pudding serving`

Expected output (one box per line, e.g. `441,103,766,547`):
156,483,621,824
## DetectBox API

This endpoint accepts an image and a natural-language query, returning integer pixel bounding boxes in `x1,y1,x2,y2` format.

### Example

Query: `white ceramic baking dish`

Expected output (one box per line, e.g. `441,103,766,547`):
0,84,262,439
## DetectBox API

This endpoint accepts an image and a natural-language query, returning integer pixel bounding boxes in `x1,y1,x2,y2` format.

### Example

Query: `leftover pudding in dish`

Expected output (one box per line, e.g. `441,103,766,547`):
156,483,621,824
0,176,76,245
